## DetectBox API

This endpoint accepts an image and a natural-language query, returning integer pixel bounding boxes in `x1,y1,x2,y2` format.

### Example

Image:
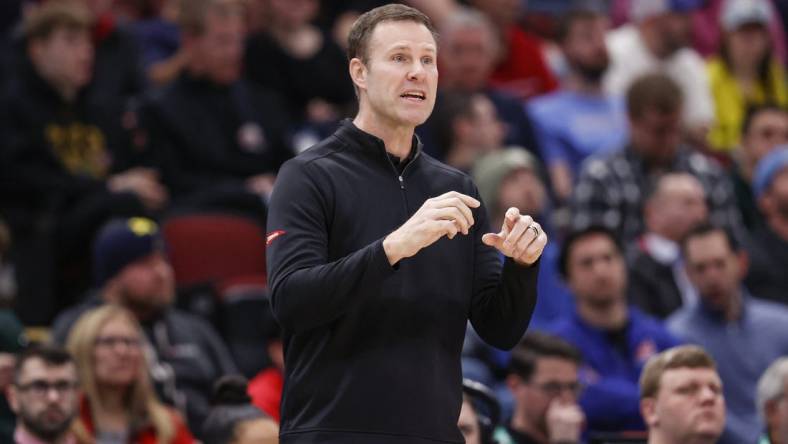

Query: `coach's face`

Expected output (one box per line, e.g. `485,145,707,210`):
353,20,438,128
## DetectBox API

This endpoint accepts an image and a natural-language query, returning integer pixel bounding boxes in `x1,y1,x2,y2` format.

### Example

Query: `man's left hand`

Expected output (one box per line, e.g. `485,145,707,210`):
482,207,547,266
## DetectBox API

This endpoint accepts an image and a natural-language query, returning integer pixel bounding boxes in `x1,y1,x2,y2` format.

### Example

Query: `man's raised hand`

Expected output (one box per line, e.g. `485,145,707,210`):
482,207,547,266
383,191,480,265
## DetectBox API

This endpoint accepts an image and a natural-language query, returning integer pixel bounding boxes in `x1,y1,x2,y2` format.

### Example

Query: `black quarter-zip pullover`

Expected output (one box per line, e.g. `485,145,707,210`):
266,120,539,443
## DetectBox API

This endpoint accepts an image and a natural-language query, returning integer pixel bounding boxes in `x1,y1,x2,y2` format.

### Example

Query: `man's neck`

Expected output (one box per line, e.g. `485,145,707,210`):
353,110,414,159
565,72,603,96
648,431,717,444
577,297,628,330
510,413,547,444
15,425,75,444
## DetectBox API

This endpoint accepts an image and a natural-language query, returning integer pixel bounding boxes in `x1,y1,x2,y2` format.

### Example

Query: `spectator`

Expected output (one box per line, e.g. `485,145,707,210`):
505,333,585,444
458,394,483,444
51,217,238,435
628,173,708,319
432,92,506,173
203,376,278,444
6,346,80,444
66,305,195,443
468,0,558,100
747,147,788,305
668,224,788,444
639,345,726,444
707,0,788,153
730,105,788,231
0,0,167,325
604,0,713,141
0,309,26,443
143,0,293,221
420,7,539,161
131,0,187,86
244,0,355,126
570,73,742,244
528,8,628,202
473,149,571,330
549,226,680,434
757,357,788,444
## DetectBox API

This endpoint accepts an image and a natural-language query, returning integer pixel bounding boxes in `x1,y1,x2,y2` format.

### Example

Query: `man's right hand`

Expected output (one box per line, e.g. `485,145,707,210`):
382,191,480,265
108,167,169,211
546,399,585,444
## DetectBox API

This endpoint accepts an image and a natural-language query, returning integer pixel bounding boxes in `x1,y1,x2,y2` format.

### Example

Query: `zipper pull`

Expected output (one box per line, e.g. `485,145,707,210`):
398,175,405,190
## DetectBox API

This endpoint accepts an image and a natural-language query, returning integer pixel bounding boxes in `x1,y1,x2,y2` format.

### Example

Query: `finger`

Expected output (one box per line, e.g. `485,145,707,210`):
430,207,470,234
431,198,474,230
438,219,459,240
433,191,480,208
519,232,547,265
503,217,530,257
482,232,503,248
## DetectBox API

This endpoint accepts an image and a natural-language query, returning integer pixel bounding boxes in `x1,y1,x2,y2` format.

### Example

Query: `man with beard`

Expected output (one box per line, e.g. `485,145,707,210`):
604,0,713,141
50,217,237,436
639,345,726,444
547,226,679,435
747,147,788,305
528,8,628,202
6,346,80,444
668,224,788,444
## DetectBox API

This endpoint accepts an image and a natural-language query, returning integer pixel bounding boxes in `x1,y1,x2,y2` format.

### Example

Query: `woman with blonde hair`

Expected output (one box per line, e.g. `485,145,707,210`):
66,305,194,443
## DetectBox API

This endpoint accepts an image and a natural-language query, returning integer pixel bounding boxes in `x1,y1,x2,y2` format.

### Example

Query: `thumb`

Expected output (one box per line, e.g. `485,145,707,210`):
482,232,502,247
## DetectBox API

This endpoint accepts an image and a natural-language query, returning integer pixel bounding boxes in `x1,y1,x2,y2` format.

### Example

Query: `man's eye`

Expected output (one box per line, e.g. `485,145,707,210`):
421,57,433,65
393,55,405,62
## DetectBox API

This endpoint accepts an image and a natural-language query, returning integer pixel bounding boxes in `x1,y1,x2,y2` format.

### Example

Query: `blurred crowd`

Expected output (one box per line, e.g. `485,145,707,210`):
0,0,787,443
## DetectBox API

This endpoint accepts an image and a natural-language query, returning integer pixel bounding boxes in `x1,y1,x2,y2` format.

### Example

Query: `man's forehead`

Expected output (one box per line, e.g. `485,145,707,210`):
369,21,437,52
18,358,76,382
662,367,720,386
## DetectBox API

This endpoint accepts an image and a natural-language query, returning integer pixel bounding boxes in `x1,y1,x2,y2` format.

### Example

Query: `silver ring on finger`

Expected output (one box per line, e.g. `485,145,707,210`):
529,224,539,237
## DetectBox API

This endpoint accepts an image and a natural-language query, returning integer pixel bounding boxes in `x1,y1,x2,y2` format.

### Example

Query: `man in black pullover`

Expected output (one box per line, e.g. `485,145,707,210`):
266,4,547,443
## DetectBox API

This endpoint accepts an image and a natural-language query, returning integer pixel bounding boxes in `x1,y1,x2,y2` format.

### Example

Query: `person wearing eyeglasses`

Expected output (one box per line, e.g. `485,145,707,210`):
6,345,80,444
504,332,584,444
65,305,194,444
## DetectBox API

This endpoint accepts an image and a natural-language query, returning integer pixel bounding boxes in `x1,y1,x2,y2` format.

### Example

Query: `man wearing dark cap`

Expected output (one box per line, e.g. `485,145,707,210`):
51,217,237,436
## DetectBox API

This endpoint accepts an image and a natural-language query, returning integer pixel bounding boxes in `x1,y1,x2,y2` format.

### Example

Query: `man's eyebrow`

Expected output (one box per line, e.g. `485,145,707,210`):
386,44,436,53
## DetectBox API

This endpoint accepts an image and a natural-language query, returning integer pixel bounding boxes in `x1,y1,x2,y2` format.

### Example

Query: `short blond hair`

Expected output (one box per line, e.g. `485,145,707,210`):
178,0,246,35
640,345,717,399
23,0,93,41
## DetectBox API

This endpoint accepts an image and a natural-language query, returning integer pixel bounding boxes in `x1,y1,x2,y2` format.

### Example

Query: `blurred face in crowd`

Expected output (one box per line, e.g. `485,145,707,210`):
641,367,725,444
468,0,520,29
684,231,747,312
761,169,788,223
28,26,94,95
457,95,505,151
8,358,79,442
765,376,788,444
93,315,144,388
726,23,770,72
562,14,610,81
630,109,683,164
652,12,692,57
458,397,481,444
742,110,788,168
267,0,317,29
508,357,580,434
439,24,498,92
566,233,627,308
498,168,546,217
351,20,438,129
190,6,246,85
109,251,175,319
645,174,708,242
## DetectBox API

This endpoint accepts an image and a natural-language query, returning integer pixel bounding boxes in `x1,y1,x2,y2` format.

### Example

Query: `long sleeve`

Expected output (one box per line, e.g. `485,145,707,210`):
467,186,539,350
266,159,396,334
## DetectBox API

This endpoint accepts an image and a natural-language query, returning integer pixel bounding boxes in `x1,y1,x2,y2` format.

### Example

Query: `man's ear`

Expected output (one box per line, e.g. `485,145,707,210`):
6,384,19,414
640,397,659,427
349,58,368,93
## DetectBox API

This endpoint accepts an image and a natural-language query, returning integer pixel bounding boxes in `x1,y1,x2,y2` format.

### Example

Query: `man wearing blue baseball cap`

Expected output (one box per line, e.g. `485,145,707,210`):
51,217,238,437
746,146,788,305
604,0,714,141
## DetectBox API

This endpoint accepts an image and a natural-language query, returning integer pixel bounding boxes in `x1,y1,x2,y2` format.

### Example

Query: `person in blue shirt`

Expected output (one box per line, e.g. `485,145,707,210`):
548,226,680,434
528,9,627,202
668,223,788,444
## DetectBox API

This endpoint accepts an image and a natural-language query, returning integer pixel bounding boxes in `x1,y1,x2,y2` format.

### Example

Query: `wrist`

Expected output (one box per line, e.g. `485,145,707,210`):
382,232,405,266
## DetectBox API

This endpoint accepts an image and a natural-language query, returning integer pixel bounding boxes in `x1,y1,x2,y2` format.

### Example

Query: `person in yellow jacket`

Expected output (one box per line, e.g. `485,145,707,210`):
707,0,788,153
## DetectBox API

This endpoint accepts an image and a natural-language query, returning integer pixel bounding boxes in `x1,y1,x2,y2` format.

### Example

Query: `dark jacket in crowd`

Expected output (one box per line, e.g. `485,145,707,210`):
142,73,292,199
245,31,355,119
627,244,685,319
746,223,788,305
266,120,539,443
51,295,239,438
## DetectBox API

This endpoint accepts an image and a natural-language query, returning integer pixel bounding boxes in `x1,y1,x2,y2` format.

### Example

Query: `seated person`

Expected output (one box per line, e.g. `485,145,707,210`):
52,217,238,435
757,357,788,444
639,345,726,444
548,226,680,434
66,305,195,443
203,375,278,444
